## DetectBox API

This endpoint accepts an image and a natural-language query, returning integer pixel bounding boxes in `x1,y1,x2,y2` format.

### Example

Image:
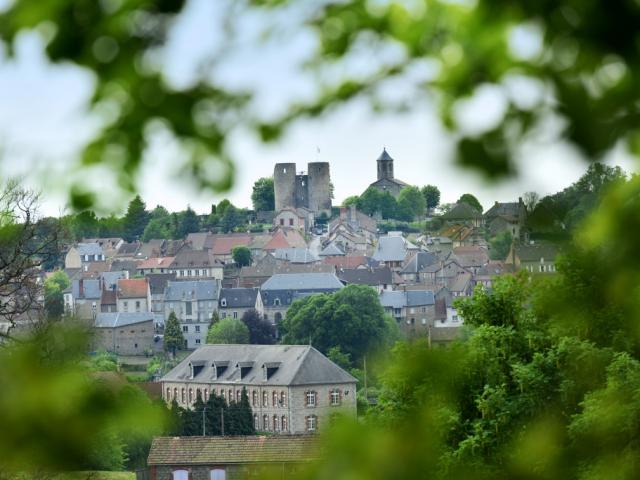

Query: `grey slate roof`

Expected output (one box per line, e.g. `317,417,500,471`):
161,344,357,386
515,243,559,262
101,271,128,290
94,312,159,328
77,242,103,257
377,148,393,162
372,236,409,262
147,272,177,295
164,280,220,302
72,279,101,299
273,248,320,264
337,267,394,286
379,290,435,309
400,251,439,274
261,273,344,291
484,201,523,219
319,243,345,256
219,288,259,308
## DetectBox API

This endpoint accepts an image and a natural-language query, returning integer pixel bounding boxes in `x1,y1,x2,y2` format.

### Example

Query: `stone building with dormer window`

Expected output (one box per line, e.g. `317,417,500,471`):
160,344,357,435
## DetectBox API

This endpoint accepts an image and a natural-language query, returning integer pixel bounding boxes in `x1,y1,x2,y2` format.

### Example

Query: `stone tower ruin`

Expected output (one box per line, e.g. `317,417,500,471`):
274,162,331,215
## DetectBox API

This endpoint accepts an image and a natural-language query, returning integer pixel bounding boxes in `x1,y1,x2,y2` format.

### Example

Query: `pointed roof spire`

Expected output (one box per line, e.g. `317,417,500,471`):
377,147,393,162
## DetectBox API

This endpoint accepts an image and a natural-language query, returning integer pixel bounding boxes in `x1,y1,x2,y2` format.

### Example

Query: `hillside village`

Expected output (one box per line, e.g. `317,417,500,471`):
1,149,624,479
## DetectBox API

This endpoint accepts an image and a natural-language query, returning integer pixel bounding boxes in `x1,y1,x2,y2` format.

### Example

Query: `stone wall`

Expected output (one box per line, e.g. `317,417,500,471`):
94,319,155,355
307,162,331,215
152,463,301,480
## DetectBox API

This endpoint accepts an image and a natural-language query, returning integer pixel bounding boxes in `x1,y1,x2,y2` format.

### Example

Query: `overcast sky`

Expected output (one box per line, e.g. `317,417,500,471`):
0,0,636,217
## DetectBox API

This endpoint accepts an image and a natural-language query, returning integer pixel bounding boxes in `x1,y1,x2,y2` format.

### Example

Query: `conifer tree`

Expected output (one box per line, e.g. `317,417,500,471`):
164,312,185,357
205,391,227,436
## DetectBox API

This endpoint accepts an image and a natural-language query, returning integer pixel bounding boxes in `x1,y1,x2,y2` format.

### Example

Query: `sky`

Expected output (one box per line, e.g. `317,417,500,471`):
0,0,636,217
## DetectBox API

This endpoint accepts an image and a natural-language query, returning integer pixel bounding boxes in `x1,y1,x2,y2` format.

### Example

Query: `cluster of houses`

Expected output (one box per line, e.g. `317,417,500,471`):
59,197,559,357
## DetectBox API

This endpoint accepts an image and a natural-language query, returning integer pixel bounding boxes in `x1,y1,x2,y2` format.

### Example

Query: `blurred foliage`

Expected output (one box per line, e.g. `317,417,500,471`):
457,193,483,213
0,323,167,475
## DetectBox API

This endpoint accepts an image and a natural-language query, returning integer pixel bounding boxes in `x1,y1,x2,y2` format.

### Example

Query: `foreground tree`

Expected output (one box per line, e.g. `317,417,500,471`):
397,186,426,221
0,181,62,335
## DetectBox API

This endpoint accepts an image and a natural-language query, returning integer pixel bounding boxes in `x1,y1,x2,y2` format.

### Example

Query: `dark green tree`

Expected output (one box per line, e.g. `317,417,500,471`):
457,193,483,213
142,217,170,242
397,186,425,221
177,206,200,238
220,205,244,233
164,312,185,357
182,392,206,436
421,185,441,211
43,271,70,319
226,388,255,435
280,285,399,367
204,391,227,436
122,195,149,242
232,246,252,267
251,177,275,212
241,309,275,345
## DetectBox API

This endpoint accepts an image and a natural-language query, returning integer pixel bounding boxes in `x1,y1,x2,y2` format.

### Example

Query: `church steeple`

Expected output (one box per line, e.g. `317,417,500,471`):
377,148,394,181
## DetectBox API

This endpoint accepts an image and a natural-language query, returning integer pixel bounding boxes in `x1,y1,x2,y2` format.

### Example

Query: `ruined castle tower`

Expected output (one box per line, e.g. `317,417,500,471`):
274,162,331,215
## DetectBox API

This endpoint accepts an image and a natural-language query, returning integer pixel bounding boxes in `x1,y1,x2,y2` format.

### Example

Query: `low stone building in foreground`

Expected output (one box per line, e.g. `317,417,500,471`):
142,435,318,480
160,344,357,435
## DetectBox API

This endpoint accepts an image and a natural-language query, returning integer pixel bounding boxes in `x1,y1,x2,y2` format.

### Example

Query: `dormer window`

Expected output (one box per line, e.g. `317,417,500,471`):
212,361,229,380
221,298,227,307
189,360,206,379
238,361,254,379
274,298,281,306
263,362,281,380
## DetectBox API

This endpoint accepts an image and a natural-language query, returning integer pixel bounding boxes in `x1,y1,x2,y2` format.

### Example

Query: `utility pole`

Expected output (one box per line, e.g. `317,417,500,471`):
202,407,207,436
221,408,225,436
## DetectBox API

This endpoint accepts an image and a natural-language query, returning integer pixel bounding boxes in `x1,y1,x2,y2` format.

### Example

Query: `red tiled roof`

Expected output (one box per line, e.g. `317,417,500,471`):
117,278,149,298
323,255,367,269
147,436,319,465
137,256,175,269
263,230,292,250
211,236,251,255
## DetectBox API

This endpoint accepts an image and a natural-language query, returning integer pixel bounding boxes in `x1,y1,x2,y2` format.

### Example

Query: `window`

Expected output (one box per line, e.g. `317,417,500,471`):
252,390,257,407
123,301,128,312
195,325,200,333
306,391,316,407
233,311,238,319
306,415,317,432
236,390,241,403
174,388,178,400
183,325,188,333
452,315,459,323
172,470,189,480
221,312,227,319
166,387,171,400
180,270,185,277
274,298,281,306
289,218,294,226
186,302,192,315
254,414,259,429
422,318,427,325
273,391,278,407
262,391,268,407
204,389,209,402
280,219,284,226
135,300,141,311
188,389,193,403
330,389,342,406
221,390,226,401
282,416,288,432
263,414,269,431
195,339,201,345
280,391,287,407
188,269,192,277
181,388,185,404
273,415,279,431
229,389,233,402
210,469,226,480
